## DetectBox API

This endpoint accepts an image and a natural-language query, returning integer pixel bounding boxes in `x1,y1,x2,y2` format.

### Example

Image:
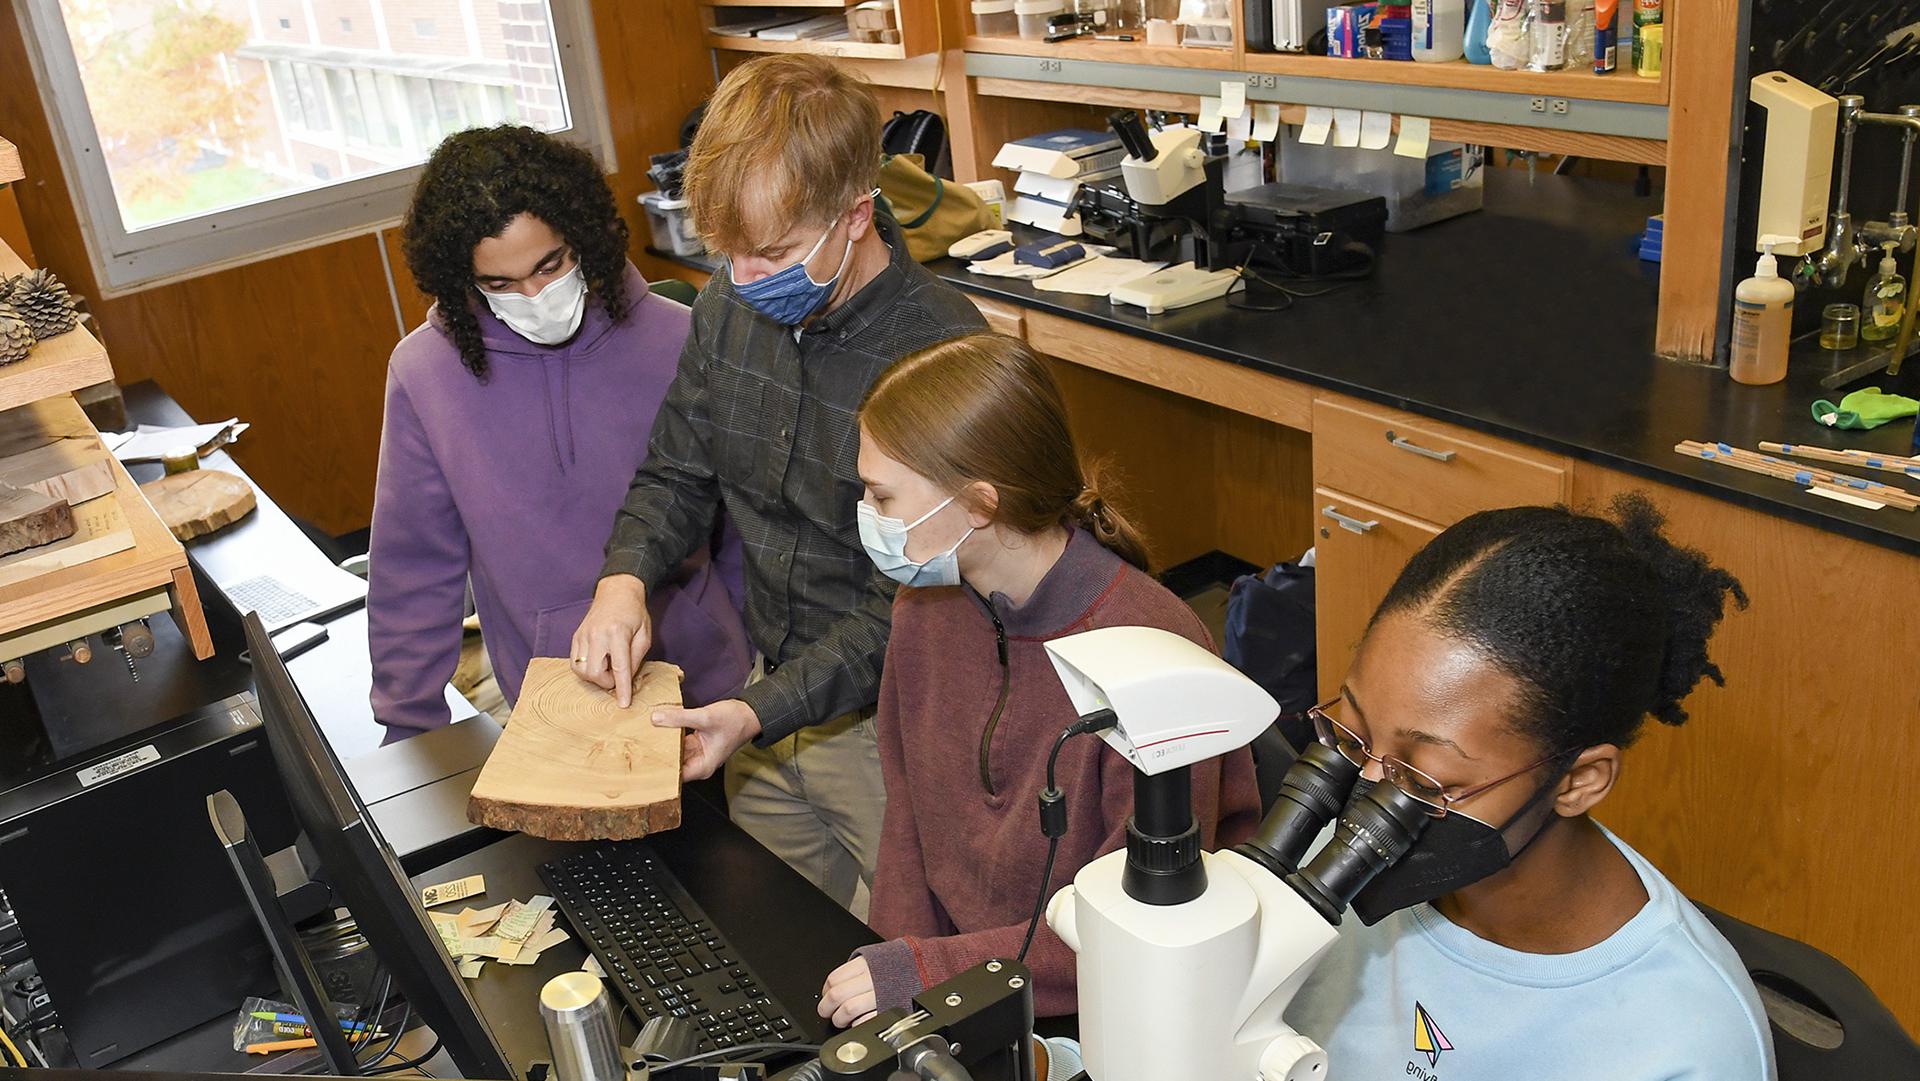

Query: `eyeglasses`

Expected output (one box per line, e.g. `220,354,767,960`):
1308,699,1563,818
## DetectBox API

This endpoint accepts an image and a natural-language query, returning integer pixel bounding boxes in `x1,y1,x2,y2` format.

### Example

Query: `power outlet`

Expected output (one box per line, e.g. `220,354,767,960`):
1530,97,1548,113
1550,99,1571,115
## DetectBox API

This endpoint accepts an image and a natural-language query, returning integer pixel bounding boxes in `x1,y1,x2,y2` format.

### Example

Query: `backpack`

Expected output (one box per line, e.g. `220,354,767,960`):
880,109,950,179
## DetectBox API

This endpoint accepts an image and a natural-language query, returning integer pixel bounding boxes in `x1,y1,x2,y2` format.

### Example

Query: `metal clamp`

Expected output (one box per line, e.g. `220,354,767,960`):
1385,430,1457,462
1321,505,1379,534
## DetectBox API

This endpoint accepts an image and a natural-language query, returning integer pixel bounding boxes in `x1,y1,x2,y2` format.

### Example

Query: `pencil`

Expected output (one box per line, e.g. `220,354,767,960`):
1675,442,1919,511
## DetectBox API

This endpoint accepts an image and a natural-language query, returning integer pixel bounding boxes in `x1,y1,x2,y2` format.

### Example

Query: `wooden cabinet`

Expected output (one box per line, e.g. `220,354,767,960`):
1313,396,1570,525
1311,488,1442,695
1308,393,1569,692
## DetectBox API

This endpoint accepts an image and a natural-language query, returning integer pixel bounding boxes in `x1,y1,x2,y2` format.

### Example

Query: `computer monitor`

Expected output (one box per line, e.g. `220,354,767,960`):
244,611,516,1080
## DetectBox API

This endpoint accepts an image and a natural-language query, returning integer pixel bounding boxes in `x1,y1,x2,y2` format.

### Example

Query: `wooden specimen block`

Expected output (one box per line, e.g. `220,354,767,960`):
0,438,114,506
0,482,74,555
139,469,256,540
0,491,133,586
0,396,94,460
467,658,685,841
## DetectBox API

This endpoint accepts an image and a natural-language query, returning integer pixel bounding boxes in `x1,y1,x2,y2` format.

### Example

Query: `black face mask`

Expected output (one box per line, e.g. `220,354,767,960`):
1347,775,1563,926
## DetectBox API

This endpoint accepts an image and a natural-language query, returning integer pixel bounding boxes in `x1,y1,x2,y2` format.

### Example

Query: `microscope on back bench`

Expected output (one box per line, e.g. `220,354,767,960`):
1073,110,1387,314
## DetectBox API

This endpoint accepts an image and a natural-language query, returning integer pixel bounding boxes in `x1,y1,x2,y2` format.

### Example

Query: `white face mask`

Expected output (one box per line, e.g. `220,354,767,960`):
858,496,975,589
481,263,587,345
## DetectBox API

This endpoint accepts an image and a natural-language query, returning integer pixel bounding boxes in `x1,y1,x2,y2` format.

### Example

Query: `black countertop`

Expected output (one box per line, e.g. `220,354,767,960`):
934,170,1920,557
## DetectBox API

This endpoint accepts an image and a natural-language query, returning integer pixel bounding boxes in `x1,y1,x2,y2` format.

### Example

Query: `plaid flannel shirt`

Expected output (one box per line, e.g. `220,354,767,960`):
601,214,988,742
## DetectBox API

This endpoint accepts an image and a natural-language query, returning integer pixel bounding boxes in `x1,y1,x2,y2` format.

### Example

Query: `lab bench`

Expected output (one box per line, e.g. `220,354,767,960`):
933,167,1920,1034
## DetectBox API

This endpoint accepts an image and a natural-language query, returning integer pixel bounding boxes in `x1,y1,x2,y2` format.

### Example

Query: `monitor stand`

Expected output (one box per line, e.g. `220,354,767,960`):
208,788,364,1075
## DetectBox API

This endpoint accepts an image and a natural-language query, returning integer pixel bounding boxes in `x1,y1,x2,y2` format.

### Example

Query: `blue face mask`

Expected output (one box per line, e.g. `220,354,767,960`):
729,220,853,326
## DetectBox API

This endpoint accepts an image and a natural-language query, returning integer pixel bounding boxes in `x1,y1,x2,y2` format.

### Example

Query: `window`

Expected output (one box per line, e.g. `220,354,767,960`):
16,0,610,294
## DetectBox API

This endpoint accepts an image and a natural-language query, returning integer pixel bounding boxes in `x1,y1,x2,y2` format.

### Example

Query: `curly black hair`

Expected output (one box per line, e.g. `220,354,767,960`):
1369,492,1749,757
401,126,630,380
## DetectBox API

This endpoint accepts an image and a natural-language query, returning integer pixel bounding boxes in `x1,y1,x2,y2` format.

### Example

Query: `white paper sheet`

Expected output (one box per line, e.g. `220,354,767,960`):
1360,111,1393,150
1395,115,1433,158
1299,107,1334,146
1332,109,1363,148
1220,80,1247,119
1032,257,1169,296
106,419,249,463
1252,103,1283,142
1226,112,1253,141
1197,96,1225,134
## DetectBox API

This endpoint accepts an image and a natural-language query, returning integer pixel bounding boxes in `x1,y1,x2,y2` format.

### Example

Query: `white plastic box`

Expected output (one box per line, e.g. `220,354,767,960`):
638,192,705,258
1278,140,1484,232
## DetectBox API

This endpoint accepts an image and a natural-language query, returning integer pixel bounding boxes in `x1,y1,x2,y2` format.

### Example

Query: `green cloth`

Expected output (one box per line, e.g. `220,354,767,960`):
1811,386,1920,429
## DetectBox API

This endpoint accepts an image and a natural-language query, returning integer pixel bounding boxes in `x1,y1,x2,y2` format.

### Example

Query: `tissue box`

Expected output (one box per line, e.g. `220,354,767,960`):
1327,3,1374,56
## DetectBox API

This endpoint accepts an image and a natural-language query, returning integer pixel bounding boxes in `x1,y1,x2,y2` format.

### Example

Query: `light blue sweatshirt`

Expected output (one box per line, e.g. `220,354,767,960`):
1286,824,1776,1081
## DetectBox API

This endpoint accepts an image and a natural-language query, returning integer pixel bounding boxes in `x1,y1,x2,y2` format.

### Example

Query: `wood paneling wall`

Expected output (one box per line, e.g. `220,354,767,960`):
0,2,716,535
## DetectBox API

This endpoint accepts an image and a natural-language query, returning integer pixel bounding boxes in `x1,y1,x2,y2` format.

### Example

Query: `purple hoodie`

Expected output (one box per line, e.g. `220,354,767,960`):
368,263,753,740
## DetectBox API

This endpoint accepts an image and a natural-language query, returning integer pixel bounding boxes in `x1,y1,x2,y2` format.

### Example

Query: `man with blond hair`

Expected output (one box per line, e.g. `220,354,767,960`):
572,54,985,912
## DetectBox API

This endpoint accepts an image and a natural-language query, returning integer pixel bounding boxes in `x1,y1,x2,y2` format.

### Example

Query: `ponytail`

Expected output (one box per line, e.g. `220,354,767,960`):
1070,469,1151,571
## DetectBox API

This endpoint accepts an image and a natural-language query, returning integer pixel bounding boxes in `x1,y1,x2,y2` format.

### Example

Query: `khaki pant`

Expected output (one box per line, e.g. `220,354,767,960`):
724,705,886,919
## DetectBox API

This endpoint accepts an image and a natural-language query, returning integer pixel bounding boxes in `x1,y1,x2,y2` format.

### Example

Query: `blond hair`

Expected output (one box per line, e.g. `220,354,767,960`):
683,55,881,253
860,334,1153,571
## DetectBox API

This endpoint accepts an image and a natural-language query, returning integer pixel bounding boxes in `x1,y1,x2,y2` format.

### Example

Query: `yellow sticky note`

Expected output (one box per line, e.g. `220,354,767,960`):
1395,116,1433,159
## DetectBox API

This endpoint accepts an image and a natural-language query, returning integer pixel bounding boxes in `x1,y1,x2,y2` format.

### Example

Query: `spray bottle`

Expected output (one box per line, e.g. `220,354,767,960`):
1729,236,1795,386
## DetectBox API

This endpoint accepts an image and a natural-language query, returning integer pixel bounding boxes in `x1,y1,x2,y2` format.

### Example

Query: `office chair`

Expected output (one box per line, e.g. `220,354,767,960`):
1696,904,1920,1080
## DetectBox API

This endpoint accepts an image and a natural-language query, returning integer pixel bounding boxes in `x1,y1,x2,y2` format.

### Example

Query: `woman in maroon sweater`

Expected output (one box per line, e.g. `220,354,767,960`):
817,334,1263,1025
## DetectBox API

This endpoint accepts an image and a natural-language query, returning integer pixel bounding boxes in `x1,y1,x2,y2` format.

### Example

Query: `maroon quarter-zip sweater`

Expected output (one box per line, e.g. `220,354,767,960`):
856,528,1262,1017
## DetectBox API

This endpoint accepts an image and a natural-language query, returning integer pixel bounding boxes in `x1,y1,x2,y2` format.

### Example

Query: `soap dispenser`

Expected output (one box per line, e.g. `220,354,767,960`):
1861,242,1907,343
1729,237,1795,385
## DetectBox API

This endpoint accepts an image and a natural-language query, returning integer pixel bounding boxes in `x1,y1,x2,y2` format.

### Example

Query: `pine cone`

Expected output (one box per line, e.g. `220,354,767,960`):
0,303,35,366
5,269,79,340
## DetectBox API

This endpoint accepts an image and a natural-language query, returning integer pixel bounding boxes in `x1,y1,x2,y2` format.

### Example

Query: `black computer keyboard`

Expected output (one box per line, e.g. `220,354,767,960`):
539,845,804,1052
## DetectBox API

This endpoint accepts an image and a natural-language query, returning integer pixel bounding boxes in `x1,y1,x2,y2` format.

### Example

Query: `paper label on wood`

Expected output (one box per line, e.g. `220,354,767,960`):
466,657,685,840
0,489,133,586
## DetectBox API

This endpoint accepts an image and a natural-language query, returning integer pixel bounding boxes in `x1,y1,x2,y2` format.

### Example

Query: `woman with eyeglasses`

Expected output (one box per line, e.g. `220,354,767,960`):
1285,495,1776,1080
368,126,751,744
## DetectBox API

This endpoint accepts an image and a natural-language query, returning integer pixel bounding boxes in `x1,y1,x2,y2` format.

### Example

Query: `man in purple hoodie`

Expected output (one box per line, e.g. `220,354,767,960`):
368,127,753,744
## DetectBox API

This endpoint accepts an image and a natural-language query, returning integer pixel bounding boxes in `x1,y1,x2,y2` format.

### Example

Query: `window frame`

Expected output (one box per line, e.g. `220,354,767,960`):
14,0,615,296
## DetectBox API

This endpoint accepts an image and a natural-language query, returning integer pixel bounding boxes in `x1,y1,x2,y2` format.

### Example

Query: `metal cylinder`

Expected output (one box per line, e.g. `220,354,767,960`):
539,972,626,1081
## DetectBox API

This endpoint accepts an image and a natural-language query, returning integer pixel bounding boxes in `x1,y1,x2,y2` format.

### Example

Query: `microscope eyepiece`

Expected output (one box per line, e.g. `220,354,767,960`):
1233,740,1361,876
1285,782,1433,924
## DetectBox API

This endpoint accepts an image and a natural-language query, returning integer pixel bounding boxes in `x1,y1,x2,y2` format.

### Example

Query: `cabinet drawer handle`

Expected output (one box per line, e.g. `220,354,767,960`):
1321,505,1379,534
1386,430,1457,462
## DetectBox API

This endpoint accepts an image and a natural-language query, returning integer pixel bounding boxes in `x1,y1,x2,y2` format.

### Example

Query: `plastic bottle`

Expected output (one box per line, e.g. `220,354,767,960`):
1464,0,1493,63
1412,0,1467,62
1729,240,1794,385
1861,244,1907,343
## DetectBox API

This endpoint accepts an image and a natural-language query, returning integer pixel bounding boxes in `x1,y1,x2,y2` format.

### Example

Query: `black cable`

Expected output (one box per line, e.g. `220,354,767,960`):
650,1041,822,1071
352,971,394,1068
1017,711,1120,962
360,999,410,1072
369,1034,441,1076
